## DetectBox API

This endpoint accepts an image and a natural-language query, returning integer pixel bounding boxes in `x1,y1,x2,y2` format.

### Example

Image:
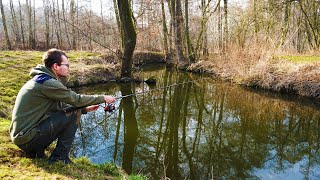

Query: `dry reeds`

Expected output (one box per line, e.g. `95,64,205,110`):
188,43,320,100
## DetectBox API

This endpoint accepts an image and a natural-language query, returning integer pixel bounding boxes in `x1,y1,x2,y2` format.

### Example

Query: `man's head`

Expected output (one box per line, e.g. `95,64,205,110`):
42,48,70,78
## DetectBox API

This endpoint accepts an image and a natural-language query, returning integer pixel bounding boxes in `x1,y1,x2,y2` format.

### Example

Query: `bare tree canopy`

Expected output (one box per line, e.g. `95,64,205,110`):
0,0,318,54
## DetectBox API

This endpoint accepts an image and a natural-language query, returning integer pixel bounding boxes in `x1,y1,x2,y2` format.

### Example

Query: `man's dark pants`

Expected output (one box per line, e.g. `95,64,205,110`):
18,110,79,159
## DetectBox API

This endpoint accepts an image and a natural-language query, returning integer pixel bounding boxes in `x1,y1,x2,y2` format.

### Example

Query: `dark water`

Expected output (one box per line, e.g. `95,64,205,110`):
72,65,320,179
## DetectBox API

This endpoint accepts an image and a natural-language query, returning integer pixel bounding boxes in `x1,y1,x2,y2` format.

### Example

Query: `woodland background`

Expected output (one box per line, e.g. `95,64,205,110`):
0,0,319,59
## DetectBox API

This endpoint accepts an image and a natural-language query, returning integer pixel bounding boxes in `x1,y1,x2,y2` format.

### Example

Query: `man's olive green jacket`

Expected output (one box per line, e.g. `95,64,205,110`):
10,65,105,145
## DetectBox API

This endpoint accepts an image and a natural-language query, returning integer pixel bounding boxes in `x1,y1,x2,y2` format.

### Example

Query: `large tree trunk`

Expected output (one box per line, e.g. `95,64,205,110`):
171,0,188,68
175,0,186,68
0,0,12,49
117,0,137,78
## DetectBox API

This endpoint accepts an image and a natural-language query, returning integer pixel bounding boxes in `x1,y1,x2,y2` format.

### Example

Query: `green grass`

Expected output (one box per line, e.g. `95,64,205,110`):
280,55,320,62
0,51,145,179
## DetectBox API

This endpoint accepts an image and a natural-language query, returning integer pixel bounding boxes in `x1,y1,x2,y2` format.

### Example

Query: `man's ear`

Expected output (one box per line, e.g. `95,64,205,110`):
51,63,59,72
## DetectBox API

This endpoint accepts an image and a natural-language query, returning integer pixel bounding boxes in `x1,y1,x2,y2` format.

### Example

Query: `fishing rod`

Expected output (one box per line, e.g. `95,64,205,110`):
117,80,194,99
79,80,195,129
65,80,194,113
100,80,194,112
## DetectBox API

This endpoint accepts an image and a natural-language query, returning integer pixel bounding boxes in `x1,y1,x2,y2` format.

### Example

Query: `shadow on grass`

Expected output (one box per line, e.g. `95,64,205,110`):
30,156,120,179
1,145,120,179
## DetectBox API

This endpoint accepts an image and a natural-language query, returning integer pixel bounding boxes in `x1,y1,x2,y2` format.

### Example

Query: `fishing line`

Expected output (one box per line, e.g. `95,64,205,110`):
115,80,195,99
79,80,195,130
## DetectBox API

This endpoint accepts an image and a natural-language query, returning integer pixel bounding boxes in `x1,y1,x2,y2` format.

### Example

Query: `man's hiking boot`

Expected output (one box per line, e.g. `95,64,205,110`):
28,151,47,159
48,156,73,164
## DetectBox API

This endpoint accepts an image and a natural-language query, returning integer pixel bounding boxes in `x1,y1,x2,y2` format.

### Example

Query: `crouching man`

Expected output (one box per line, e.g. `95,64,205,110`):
10,49,116,164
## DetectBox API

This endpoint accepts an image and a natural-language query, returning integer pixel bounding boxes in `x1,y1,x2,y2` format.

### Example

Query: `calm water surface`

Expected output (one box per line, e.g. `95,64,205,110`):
71,65,320,179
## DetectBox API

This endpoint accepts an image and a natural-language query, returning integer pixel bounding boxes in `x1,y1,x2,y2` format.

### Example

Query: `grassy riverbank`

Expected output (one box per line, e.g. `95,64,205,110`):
188,46,320,100
0,51,145,179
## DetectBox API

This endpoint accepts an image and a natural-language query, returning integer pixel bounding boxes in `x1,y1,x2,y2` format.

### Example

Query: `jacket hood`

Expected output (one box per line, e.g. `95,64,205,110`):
29,64,69,85
29,64,57,79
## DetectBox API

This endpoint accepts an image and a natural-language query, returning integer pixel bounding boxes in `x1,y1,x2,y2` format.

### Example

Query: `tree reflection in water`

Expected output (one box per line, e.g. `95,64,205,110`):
72,66,320,179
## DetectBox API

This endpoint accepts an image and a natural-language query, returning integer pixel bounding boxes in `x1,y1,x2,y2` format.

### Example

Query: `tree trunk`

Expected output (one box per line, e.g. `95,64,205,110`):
299,0,320,49
9,0,20,45
56,0,62,48
18,0,25,48
253,0,258,34
52,0,61,48
32,0,36,49
113,0,123,48
161,0,169,55
43,0,50,49
26,0,33,49
70,0,76,49
279,0,290,47
217,0,222,51
223,0,228,50
168,0,174,56
0,0,12,49
117,0,137,78
201,0,208,56
62,0,71,48
185,0,195,62
173,0,188,68
100,0,106,45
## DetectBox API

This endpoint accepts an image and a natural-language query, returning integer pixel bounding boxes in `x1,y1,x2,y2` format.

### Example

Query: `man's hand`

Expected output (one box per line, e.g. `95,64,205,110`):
104,95,116,104
85,105,100,112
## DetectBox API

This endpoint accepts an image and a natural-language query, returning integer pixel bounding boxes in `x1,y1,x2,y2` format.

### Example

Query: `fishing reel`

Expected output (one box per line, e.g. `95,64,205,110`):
104,103,115,112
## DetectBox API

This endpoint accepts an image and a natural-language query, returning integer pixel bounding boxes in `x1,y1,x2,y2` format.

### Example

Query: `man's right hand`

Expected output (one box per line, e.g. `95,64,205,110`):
104,95,116,104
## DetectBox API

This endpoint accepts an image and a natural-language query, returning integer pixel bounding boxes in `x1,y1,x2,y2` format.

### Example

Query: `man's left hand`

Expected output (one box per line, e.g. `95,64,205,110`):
85,105,100,112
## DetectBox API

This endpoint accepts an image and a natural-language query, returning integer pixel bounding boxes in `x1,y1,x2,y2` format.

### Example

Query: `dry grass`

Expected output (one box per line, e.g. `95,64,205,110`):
188,44,320,100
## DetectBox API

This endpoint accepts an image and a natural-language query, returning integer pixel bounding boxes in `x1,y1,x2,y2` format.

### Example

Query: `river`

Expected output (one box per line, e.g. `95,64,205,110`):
72,65,320,179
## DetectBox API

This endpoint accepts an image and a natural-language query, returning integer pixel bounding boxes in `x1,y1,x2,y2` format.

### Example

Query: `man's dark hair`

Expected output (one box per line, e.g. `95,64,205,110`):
42,48,67,68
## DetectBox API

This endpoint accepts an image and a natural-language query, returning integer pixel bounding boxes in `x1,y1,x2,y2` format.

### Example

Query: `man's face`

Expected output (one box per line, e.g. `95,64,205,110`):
56,55,70,77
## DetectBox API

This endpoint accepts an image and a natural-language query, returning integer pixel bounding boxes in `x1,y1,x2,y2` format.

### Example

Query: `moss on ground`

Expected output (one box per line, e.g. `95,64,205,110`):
0,51,145,179
279,55,320,63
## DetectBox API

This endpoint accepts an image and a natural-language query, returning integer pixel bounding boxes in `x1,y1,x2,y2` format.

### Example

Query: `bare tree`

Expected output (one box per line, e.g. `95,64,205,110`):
70,0,76,49
62,0,71,48
9,0,21,45
185,0,195,62
0,0,12,49
18,0,25,48
117,0,137,78
223,0,228,49
161,0,169,55
171,0,188,68
43,0,50,49
26,0,34,49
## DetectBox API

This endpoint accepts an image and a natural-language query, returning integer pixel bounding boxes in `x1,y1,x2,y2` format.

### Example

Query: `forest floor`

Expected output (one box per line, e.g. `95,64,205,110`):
0,51,145,179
